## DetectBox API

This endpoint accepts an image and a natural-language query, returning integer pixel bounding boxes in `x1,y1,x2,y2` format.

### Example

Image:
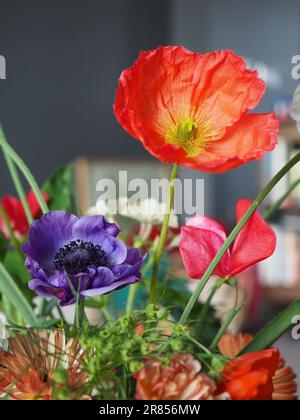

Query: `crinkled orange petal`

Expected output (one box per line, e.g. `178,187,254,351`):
114,46,269,172
183,113,278,172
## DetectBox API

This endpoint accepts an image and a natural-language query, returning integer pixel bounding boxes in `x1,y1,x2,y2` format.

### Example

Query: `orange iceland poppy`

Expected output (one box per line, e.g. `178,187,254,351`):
114,46,278,172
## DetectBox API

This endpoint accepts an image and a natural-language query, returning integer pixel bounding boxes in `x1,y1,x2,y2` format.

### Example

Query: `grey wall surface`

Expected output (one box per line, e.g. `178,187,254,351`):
0,0,299,222
0,0,169,194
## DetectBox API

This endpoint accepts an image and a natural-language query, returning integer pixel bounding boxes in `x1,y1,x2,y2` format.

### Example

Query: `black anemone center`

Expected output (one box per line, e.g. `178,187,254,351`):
53,239,108,275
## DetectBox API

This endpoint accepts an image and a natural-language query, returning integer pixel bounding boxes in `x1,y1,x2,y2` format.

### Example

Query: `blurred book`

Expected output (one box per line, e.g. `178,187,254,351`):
258,224,300,287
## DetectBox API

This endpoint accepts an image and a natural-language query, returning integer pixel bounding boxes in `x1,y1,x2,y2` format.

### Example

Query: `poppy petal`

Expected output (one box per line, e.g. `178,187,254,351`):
210,113,278,160
193,50,266,132
228,199,276,276
114,46,271,172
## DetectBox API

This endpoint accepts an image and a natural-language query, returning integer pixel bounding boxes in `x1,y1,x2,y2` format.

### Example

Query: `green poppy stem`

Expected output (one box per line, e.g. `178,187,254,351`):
0,129,48,215
0,127,34,224
149,163,179,304
263,177,300,220
211,302,245,349
179,151,300,325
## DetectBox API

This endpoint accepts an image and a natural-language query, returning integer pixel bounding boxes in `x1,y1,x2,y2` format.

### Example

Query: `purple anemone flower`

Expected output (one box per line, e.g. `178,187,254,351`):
22,211,145,306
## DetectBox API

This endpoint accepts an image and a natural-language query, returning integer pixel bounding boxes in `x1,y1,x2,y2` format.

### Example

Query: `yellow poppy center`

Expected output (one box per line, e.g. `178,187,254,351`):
165,115,214,158
176,117,198,142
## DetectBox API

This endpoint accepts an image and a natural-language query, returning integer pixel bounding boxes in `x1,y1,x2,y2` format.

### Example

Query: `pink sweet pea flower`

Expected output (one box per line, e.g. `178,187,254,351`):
179,199,276,279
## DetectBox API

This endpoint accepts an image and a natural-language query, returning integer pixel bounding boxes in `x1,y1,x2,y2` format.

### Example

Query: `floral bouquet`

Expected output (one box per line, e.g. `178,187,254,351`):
0,46,299,401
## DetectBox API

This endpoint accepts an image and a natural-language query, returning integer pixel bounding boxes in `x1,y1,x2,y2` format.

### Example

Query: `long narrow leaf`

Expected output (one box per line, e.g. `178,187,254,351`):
0,262,38,326
240,300,300,354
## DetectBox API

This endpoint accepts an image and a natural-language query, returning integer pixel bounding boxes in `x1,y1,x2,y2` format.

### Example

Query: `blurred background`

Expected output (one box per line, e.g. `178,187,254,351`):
0,0,299,389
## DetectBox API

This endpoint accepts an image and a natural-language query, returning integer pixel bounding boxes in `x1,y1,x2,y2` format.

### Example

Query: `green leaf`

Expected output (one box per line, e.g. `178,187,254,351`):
240,300,300,354
4,250,30,284
43,164,77,213
2,298,24,325
0,262,39,326
0,232,8,260
3,250,34,301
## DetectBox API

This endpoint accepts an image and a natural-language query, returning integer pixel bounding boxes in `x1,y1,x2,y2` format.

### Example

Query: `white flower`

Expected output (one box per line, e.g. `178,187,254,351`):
86,197,179,228
289,84,300,131
118,197,178,227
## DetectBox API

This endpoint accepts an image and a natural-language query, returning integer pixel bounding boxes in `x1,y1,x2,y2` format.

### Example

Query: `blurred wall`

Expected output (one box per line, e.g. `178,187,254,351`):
0,0,170,194
0,0,300,221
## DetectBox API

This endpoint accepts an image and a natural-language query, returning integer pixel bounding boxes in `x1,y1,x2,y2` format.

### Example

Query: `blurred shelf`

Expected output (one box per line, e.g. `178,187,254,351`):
263,286,300,304
280,121,300,144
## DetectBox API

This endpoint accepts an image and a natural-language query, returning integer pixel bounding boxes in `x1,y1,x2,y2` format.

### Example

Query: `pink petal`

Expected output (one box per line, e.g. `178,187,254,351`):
179,219,230,279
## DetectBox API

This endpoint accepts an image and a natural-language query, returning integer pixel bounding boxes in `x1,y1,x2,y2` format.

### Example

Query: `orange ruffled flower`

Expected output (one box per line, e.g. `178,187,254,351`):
218,333,297,400
134,354,217,400
114,46,278,173
0,330,89,400
219,348,280,400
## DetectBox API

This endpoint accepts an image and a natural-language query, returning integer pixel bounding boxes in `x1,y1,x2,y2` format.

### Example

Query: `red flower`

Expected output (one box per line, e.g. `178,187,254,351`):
219,333,298,400
219,348,280,400
179,199,276,279
114,46,278,173
0,191,49,238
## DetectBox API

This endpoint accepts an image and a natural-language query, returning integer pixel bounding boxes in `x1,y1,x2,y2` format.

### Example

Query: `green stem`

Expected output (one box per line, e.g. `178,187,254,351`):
75,282,84,330
210,302,245,349
56,304,66,323
126,283,139,315
0,127,33,225
198,277,224,324
263,177,300,220
149,163,178,304
179,151,300,325
0,133,48,215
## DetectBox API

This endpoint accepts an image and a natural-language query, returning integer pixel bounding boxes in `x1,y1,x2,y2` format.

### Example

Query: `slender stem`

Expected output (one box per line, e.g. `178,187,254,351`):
186,334,212,355
101,305,112,322
150,163,178,304
197,279,223,325
126,224,153,314
126,282,139,315
263,177,300,220
56,304,66,323
75,282,84,329
0,203,20,250
0,133,48,215
0,127,33,225
179,151,300,325
211,303,245,349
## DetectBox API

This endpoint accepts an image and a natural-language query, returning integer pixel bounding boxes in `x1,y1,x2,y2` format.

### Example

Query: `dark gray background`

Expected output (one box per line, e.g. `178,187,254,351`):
0,0,299,221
